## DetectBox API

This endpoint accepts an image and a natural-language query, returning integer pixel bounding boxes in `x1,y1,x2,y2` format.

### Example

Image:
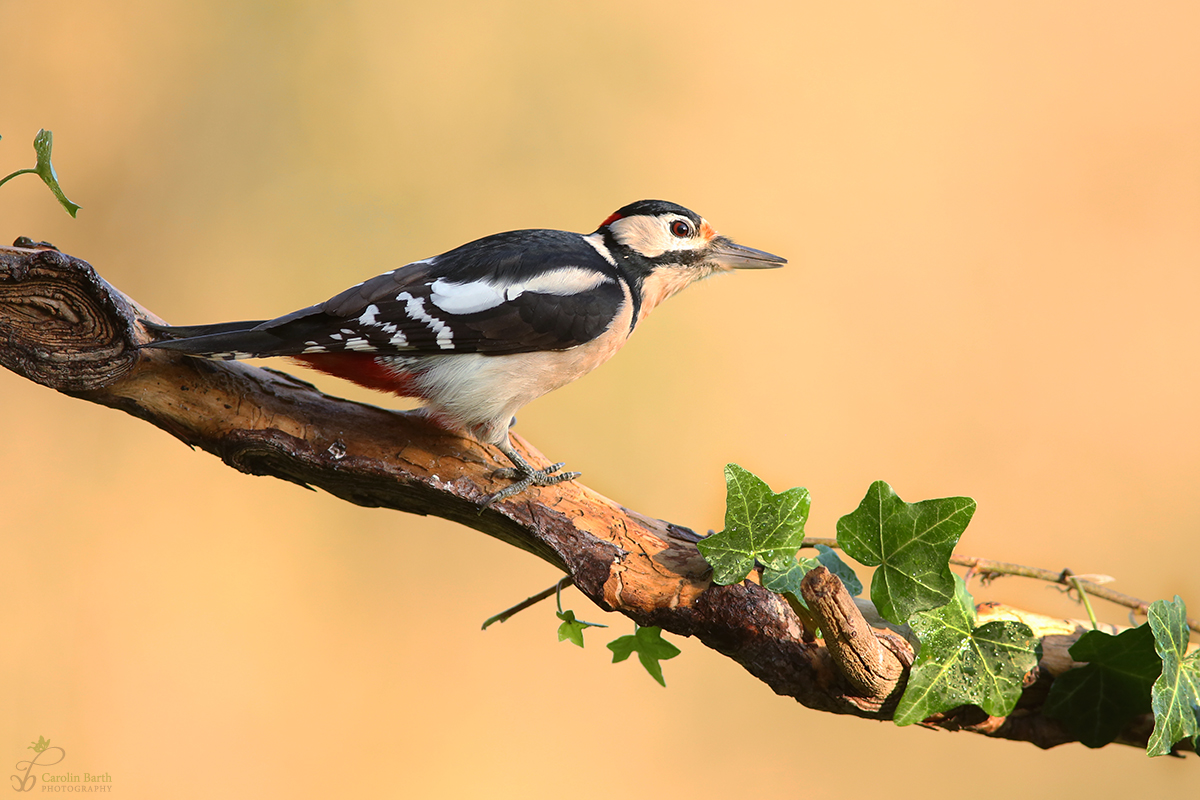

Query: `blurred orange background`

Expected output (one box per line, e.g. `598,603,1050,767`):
2,1,1198,796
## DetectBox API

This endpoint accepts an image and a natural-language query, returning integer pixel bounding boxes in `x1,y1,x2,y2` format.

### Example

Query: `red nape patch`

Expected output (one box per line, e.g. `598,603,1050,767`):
599,212,623,227
292,353,423,398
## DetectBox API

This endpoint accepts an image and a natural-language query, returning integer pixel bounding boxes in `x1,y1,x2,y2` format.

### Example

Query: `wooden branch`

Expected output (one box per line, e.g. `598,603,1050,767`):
0,242,1173,752
801,566,912,711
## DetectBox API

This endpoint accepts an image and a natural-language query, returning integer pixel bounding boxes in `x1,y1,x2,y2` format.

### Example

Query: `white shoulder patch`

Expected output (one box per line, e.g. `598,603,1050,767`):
429,268,610,315
429,278,507,314
506,267,610,299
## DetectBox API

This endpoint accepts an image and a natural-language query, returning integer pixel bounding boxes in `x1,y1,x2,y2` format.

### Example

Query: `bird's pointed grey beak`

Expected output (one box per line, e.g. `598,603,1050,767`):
710,237,787,269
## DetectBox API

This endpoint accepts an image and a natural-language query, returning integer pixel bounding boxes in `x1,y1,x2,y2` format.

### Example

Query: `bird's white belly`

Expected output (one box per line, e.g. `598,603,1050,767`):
409,292,635,444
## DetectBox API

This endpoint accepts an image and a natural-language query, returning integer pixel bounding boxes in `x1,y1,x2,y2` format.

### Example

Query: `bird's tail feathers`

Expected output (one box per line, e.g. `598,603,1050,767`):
142,319,278,360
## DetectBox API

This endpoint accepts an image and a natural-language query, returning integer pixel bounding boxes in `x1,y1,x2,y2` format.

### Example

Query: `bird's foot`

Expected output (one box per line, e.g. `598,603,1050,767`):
479,441,581,508
483,463,578,506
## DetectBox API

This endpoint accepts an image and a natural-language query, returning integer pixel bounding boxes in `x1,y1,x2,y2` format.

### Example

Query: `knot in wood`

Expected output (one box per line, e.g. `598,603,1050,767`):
0,248,139,391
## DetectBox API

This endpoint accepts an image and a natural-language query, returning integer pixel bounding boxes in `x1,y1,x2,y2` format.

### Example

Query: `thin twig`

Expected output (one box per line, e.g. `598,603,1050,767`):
481,577,573,629
801,538,1200,634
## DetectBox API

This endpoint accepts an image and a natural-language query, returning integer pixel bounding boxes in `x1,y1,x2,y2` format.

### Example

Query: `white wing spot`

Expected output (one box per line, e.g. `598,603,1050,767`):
403,295,454,349
358,304,381,326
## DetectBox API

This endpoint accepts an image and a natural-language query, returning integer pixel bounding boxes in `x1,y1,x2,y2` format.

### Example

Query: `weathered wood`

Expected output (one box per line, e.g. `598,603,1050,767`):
0,242,1171,750
802,566,912,712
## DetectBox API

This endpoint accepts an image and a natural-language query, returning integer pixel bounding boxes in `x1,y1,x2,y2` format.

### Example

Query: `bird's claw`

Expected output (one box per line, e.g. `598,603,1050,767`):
480,440,581,509
480,463,581,508
492,461,566,481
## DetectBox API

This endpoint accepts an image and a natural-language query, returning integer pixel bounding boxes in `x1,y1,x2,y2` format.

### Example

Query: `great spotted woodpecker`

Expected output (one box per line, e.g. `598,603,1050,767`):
144,200,785,502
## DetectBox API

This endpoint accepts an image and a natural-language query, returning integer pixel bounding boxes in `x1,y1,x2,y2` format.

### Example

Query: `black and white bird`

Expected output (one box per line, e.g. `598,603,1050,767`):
144,200,785,502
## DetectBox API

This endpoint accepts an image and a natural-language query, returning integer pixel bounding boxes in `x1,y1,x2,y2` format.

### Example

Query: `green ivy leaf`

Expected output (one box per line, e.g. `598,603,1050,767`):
836,480,975,625
1147,597,1200,756
607,626,681,687
893,576,1038,726
556,609,606,648
762,544,862,608
697,464,810,586
1043,625,1161,747
31,130,81,217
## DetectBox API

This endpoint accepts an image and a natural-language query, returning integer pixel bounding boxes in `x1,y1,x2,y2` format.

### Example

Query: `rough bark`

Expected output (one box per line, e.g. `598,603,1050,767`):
0,242,1171,751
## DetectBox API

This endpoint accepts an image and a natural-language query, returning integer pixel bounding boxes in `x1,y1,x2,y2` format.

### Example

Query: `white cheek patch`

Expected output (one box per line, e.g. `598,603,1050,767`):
608,215,671,258
607,214,709,258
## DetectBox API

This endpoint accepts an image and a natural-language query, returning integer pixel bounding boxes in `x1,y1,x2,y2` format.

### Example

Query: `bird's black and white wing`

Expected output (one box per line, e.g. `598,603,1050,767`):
147,229,629,360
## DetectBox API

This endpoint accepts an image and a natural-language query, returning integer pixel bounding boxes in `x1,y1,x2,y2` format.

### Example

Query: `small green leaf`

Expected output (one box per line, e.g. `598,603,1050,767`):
762,544,862,608
28,736,50,753
837,480,975,625
893,576,1038,726
607,626,681,687
1043,625,1161,748
31,129,81,217
557,610,585,647
1147,597,1200,756
556,609,606,648
697,464,810,585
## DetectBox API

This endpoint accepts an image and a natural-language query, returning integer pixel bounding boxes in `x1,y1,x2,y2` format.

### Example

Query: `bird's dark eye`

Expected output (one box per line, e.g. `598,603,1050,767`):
670,219,692,238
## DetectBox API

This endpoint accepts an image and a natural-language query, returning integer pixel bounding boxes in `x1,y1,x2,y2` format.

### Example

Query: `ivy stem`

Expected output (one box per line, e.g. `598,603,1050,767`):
801,537,1200,634
0,168,38,189
1066,572,1101,630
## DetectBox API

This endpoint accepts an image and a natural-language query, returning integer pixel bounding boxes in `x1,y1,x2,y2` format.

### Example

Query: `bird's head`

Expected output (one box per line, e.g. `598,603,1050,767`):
595,199,786,314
